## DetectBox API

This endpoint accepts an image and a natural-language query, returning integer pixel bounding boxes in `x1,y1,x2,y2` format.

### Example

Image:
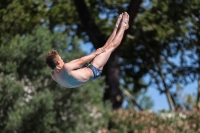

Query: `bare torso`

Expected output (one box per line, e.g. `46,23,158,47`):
51,64,94,88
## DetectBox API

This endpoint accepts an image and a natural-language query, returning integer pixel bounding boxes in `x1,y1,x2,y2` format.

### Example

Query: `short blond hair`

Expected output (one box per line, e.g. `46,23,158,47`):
45,50,58,69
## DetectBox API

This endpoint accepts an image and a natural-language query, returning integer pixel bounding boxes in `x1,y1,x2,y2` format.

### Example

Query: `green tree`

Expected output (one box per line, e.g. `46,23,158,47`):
121,0,200,111
2,0,199,113
0,27,109,133
1,0,144,110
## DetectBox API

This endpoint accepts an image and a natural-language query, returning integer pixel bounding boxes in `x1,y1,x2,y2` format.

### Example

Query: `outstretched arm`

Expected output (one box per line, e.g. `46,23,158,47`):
64,48,105,71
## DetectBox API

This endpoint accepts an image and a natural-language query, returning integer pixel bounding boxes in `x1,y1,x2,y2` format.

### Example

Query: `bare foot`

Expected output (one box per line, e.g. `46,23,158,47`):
121,12,129,30
115,13,123,28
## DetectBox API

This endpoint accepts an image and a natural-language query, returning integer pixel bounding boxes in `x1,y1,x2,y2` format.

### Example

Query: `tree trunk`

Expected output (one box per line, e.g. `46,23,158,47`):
103,49,123,110
196,46,200,110
196,17,200,109
196,76,200,109
157,63,175,111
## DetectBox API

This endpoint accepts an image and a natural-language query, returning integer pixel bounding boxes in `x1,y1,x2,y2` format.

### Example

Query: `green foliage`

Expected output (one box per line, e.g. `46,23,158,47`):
0,26,109,133
0,73,24,131
0,0,48,43
5,89,57,133
1,0,200,132
120,0,200,110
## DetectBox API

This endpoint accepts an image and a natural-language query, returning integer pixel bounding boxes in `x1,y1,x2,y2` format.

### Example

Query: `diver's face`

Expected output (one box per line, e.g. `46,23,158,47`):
55,55,64,69
57,55,64,64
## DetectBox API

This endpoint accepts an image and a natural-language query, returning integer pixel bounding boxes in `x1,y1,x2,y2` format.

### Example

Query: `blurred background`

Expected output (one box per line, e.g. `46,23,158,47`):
1,0,200,132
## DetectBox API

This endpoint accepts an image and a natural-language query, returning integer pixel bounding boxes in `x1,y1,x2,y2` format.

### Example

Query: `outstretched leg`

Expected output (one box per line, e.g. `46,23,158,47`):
91,12,129,70
102,13,123,49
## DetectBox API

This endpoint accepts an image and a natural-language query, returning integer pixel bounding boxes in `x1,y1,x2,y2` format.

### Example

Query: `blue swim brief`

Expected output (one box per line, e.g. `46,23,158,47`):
84,63,102,79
